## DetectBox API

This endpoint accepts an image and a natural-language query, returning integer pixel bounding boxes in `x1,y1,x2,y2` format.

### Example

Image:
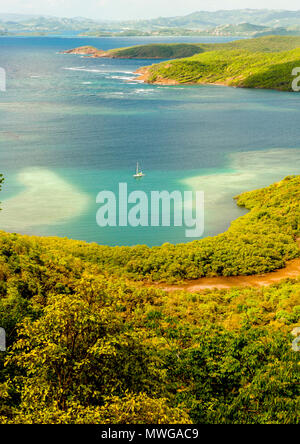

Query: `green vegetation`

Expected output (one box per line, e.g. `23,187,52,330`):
218,35,300,52
107,36,300,91
0,175,298,287
109,43,207,59
80,28,223,38
91,36,300,59
80,23,279,38
132,9,300,30
28,175,300,283
211,23,269,35
139,47,300,91
5,10,300,37
0,175,299,424
0,236,299,423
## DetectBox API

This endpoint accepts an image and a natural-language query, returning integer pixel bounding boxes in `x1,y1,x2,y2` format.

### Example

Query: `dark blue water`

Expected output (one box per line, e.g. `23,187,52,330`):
1,36,300,246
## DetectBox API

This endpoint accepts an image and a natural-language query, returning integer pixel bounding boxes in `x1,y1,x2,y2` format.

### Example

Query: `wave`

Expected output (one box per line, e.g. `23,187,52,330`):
63,67,111,73
63,68,134,76
109,75,134,81
110,92,125,96
63,66,86,71
133,88,156,94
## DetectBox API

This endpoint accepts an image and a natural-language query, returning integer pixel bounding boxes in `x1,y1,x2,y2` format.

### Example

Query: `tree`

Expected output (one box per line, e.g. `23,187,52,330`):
5,285,168,422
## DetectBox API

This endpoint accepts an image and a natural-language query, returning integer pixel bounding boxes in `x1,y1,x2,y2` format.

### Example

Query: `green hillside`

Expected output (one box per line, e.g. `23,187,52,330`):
1,175,300,285
136,47,300,91
65,36,300,60
101,36,300,59
109,43,205,59
25,174,299,284
0,176,299,423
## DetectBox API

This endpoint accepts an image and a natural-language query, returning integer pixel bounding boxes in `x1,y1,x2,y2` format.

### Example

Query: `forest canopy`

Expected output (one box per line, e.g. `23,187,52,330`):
0,175,299,423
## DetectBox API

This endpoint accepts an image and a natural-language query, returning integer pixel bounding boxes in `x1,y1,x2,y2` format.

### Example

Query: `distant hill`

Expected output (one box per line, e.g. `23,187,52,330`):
0,14,105,35
4,10,300,36
212,22,268,33
0,13,42,21
254,27,300,37
140,9,300,29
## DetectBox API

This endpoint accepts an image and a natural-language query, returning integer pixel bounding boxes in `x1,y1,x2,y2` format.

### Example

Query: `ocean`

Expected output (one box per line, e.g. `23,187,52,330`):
1,36,300,246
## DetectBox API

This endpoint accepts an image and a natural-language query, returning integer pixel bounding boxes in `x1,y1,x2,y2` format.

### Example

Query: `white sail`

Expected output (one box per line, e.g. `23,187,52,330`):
133,162,145,178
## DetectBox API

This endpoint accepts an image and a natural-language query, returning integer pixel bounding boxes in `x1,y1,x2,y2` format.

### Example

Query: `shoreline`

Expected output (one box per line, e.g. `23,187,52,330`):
62,40,300,92
133,67,285,90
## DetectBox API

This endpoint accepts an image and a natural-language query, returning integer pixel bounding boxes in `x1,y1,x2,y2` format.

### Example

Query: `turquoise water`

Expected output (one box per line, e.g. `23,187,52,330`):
1,36,300,246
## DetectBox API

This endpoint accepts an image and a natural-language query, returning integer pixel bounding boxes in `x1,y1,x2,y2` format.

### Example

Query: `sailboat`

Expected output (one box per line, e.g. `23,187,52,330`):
133,162,145,178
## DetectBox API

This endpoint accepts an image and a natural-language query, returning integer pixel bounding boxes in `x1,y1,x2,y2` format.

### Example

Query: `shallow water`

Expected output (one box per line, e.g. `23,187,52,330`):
0,36,300,246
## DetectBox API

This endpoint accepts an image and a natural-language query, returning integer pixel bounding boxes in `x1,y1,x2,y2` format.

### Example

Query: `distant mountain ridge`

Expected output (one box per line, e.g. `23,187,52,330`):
2,9,300,36
115,9,300,30
147,9,300,28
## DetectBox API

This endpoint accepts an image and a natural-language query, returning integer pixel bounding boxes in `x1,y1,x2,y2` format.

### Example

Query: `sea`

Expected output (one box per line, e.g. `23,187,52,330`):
0,35,300,246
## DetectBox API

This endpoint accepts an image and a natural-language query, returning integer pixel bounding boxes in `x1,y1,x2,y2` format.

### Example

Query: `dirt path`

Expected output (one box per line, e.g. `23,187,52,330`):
153,240,300,293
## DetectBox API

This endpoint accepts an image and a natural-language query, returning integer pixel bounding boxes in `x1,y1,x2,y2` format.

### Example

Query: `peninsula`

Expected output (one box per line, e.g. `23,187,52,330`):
135,47,300,91
63,36,300,59
64,36,300,91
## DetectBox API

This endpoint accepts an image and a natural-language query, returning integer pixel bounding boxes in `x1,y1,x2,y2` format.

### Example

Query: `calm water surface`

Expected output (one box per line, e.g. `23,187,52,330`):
0,36,300,246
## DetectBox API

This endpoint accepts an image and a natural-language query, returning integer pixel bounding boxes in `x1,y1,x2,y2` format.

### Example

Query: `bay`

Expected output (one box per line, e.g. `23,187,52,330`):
0,36,300,246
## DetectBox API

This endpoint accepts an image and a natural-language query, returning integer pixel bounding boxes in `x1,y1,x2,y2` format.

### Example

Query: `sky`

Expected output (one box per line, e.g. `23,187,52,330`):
0,0,300,21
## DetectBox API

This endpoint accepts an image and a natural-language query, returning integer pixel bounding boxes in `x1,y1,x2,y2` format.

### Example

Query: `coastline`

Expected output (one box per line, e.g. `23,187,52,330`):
62,38,300,92
62,46,112,58
133,66,284,90
134,67,181,85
